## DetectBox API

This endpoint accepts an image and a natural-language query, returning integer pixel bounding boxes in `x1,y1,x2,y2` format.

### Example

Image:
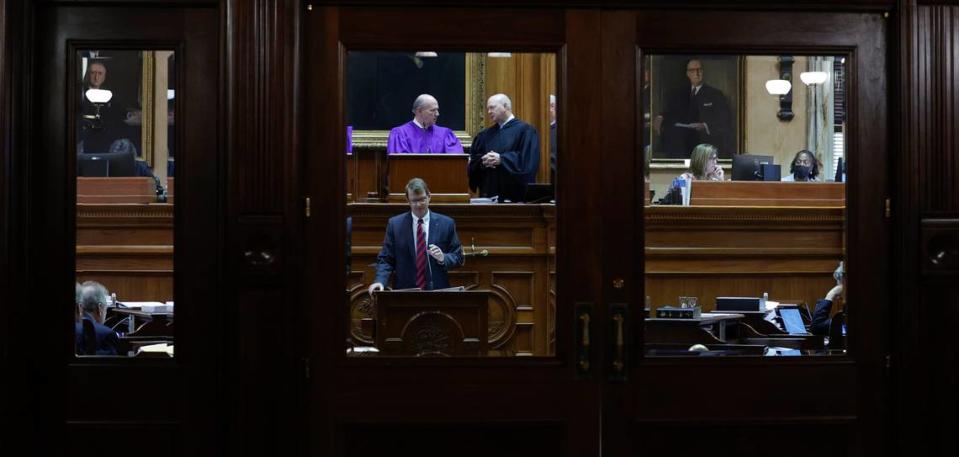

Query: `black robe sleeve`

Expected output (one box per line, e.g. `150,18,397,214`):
468,129,490,193
497,123,541,185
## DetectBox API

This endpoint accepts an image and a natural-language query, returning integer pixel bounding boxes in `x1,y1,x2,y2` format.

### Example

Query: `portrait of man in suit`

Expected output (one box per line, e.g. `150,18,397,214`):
652,56,738,160
368,178,464,295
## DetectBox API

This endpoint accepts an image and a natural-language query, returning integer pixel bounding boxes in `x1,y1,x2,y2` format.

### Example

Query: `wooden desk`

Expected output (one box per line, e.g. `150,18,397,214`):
646,312,745,343
109,307,174,337
690,181,844,207
77,177,175,204
645,205,844,317
77,203,173,301
76,178,175,301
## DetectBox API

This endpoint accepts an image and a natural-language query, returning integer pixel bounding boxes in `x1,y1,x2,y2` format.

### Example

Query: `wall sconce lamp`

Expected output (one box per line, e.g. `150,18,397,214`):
800,71,828,85
82,89,113,130
414,51,437,58
487,52,512,58
767,56,794,121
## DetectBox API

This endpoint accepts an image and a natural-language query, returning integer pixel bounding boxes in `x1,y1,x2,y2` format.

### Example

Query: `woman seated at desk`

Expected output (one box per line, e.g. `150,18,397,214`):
676,143,725,183
661,143,723,203
781,149,822,182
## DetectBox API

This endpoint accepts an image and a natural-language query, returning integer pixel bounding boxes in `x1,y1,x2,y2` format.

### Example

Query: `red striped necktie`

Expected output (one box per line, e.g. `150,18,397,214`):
415,218,428,289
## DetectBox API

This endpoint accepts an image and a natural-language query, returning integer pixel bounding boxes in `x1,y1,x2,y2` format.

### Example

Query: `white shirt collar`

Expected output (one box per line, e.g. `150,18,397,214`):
411,210,430,225
412,119,426,130
498,114,515,129
692,84,703,95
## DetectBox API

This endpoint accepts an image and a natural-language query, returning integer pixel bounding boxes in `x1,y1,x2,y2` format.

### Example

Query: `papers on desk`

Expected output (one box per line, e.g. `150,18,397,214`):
470,197,497,204
118,301,165,309
137,343,174,357
142,304,173,313
431,286,466,292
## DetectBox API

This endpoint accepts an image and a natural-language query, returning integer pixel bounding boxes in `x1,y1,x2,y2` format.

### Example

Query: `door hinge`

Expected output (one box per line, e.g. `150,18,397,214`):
884,197,891,219
304,197,312,218
303,357,311,379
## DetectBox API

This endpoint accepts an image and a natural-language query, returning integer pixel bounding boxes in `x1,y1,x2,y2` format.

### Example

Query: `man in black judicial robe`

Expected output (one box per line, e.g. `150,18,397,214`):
468,93,541,202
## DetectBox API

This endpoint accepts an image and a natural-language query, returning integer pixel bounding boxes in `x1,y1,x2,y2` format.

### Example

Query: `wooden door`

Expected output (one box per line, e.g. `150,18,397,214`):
6,3,222,455
601,9,891,456
303,6,602,456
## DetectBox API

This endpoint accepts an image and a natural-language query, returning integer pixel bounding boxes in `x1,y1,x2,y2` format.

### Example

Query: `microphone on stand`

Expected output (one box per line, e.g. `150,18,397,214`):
462,237,489,258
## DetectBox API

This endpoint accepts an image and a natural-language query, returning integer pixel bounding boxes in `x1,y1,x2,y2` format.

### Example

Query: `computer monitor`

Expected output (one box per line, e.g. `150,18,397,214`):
731,154,774,181
522,183,554,203
78,150,137,177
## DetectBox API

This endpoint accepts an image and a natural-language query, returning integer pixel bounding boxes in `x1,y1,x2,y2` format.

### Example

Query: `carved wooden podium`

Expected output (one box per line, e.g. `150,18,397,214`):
374,290,490,356
347,151,471,203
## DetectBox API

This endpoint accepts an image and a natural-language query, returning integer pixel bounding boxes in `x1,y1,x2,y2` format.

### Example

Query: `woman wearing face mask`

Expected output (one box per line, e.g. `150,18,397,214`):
782,150,821,182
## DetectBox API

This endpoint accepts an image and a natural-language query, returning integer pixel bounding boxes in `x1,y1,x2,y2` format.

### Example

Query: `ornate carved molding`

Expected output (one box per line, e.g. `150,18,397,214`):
77,204,174,220
400,311,464,356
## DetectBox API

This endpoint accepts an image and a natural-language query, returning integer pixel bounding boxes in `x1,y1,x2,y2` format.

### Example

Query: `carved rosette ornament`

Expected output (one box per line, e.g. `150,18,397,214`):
401,312,464,356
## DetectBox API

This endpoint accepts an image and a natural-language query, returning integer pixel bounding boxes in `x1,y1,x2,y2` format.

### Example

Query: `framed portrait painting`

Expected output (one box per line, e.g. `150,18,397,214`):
644,54,744,164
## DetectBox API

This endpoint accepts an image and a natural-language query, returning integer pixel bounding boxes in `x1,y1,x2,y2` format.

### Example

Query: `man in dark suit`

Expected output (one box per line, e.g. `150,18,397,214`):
655,58,734,159
368,178,464,295
74,281,120,356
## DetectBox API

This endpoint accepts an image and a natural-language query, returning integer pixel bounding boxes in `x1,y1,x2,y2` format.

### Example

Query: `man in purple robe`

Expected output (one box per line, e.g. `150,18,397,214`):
386,94,464,154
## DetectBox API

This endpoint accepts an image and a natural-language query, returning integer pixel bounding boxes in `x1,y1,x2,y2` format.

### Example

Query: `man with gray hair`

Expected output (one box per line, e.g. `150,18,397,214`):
75,280,119,355
468,93,541,202
387,93,464,153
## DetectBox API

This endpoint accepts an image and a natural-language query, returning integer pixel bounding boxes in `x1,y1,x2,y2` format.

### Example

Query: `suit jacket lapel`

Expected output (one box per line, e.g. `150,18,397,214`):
400,213,415,260
429,216,439,247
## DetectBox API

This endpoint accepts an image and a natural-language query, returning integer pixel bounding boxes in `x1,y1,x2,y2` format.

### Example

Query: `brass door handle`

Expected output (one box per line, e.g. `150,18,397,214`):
575,304,592,378
608,303,628,381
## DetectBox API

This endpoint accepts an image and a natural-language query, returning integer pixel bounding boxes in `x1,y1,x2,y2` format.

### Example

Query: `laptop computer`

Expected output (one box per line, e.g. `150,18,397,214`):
778,306,810,335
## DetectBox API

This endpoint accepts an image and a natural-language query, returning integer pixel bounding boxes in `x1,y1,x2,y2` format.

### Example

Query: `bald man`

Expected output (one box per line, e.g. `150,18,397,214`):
387,94,464,154
467,93,540,202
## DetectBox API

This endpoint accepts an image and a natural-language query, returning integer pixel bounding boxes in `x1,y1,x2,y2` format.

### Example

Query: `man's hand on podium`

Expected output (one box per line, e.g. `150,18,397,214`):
368,282,384,296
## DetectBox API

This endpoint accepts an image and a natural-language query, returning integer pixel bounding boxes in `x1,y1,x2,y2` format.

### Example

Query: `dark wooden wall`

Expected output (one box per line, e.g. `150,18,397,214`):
897,2,959,456
226,0,303,455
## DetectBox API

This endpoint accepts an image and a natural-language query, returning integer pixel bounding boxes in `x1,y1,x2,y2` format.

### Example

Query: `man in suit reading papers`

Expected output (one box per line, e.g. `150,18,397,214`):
368,178,464,295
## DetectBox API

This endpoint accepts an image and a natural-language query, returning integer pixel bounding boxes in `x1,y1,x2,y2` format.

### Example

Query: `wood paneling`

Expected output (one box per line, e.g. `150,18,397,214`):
226,1,301,455
910,4,959,212
230,0,298,213
898,3,959,456
689,181,845,207
645,205,844,312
